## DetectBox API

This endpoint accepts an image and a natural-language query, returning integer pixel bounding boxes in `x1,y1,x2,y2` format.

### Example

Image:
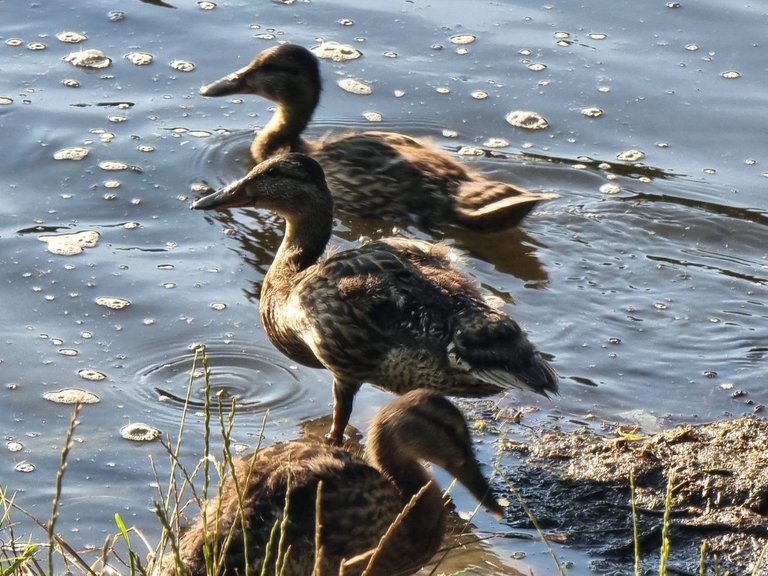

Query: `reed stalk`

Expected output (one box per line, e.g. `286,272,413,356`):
47,402,83,575
753,540,768,576
630,469,641,576
659,470,676,576
358,481,431,576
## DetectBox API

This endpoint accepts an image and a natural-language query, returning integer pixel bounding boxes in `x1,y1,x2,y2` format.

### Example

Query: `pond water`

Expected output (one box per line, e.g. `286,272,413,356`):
1,0,766,574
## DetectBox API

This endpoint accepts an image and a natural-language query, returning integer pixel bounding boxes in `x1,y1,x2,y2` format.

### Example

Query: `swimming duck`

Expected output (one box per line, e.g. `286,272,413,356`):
199,43,556,232
192,153,559,444
160,389,503,576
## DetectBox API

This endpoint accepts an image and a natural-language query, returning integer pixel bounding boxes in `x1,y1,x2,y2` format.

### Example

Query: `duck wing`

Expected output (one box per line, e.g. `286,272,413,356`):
296,238,558,397
453,179,558,230
316,132,462,222
294,242,459,372
449,305,559,397
373,239,558,397
319,131,555,231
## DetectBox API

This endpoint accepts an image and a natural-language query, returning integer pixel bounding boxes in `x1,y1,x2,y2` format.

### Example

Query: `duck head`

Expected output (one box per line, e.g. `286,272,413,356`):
200,43,321,110
191,153,332,218
370,390,505,520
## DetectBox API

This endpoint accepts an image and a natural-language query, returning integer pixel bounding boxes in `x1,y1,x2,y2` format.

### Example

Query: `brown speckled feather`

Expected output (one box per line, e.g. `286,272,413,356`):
167,443,401,576
293,241,531,393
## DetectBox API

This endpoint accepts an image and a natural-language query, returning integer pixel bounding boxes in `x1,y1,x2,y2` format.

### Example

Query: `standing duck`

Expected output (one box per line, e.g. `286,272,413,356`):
199,43,556,232
160,390,503,576
192,153,558,444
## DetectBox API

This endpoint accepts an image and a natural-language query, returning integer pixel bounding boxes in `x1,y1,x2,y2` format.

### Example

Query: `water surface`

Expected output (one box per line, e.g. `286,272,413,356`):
1,0,766,573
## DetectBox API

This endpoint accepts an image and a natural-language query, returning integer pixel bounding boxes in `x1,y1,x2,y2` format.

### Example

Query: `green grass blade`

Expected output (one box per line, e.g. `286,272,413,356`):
659,470,675,576
1,543,39,576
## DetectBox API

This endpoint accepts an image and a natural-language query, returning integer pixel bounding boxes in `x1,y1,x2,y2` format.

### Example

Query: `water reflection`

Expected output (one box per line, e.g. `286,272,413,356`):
473,147,679,182
450,226,550,286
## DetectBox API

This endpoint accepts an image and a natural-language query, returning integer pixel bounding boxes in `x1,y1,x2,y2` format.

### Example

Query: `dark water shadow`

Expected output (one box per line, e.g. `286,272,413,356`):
624,189,768,227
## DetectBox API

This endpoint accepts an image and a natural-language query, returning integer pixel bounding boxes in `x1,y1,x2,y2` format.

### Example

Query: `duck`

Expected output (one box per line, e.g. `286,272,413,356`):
160,389,504,576
192,153,559,444
199,43,556,232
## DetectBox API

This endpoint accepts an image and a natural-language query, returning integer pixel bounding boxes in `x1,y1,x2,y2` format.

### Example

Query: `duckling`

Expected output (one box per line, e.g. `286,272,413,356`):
160,390,503,576
192,153,558,444
199,43,556,232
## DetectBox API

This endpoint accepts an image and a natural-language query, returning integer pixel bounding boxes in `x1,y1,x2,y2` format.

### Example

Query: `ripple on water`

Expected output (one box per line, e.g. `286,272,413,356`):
189,128,253,182
134,342,329,434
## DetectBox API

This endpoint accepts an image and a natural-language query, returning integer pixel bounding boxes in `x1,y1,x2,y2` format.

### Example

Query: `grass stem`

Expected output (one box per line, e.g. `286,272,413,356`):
47,402,83,576
630,470,641,576
659,470,676,576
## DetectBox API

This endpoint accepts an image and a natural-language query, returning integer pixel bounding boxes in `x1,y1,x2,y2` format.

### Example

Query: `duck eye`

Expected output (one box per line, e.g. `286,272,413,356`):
265,166,280,177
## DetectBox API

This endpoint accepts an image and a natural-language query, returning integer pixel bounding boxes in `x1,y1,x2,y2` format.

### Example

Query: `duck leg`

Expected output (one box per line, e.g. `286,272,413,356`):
328,378,362,445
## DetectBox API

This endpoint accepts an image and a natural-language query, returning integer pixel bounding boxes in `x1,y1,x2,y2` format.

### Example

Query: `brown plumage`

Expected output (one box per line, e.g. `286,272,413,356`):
192,153,559,444
160,390,504,576
199,43,556,232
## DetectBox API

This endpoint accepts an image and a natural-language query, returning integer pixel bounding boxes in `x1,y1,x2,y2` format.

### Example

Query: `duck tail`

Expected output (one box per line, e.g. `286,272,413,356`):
454,180,558,232
520,351,560,398
450,308,559,398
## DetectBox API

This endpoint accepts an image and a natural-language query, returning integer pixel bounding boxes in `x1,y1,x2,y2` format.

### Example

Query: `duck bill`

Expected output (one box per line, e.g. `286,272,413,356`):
453,459,505,520
199,69,248,97
191,176,251,210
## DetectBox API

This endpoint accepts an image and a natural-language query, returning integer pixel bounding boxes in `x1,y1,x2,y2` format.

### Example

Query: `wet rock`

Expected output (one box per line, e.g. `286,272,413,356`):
311,41,362,62
64,48,111,69
505,110,549,130
43,388,100,404
120,423,161,442
38,230,100,255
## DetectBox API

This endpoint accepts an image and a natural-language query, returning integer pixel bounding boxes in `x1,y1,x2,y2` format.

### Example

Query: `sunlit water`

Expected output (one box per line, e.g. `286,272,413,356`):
1,0,766,573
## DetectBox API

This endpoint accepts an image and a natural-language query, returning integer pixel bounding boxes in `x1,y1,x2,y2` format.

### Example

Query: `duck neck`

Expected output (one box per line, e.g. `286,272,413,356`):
368,430,447,552
262,205,332,295
252,100,316,162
